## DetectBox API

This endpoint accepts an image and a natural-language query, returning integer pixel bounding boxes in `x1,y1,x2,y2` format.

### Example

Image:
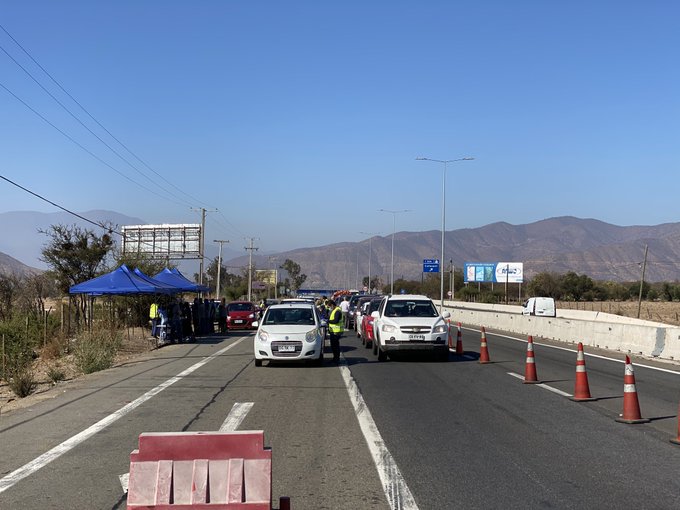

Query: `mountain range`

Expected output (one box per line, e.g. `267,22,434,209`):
1,213,679,286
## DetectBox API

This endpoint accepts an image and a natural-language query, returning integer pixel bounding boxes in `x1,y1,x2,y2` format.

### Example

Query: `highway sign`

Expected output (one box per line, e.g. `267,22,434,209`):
423,259,440,273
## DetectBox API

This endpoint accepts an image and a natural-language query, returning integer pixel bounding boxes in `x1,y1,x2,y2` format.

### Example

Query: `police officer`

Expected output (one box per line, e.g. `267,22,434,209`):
327,299,344,363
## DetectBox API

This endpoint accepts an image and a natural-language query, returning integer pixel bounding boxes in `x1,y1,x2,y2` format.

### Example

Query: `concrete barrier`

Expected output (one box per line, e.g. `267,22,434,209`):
441,301,680,361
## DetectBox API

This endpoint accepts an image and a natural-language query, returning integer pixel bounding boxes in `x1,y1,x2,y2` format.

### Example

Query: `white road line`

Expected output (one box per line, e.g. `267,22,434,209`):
507,372,573,397
220,402,255,431
0,337,246,495
462,326,680,375
339,361,419,510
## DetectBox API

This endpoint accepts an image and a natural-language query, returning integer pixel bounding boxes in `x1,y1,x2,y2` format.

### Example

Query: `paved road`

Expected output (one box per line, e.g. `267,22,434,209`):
1,326,680,509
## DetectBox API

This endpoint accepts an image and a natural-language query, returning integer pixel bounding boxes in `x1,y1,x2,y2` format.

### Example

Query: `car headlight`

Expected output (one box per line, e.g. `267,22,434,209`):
248,313,255,319
432,324,447,334
382,324,397,333
368,320,374,326
258,330,269,342
305,329,317,343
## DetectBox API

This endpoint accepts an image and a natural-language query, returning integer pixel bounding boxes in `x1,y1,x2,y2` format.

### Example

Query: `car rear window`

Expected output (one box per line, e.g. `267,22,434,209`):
228,303,254,312
264,308,316,325
384,300,438,318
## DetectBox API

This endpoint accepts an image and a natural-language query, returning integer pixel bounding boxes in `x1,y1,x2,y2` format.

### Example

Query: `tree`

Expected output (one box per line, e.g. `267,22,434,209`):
40,224,114,324
280,259,307,291
526,272,562,299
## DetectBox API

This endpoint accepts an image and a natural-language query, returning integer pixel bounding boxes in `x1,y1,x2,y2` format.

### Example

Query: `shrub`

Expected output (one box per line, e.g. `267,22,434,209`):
73,327,122,374
47,364,66,383
8,365,36,397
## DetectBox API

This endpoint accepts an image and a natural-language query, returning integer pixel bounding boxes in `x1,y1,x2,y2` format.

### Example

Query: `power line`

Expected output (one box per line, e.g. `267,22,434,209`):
0,23,209,209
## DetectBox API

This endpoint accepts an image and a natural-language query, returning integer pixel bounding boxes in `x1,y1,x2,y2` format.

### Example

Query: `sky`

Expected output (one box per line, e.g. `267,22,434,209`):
1,1,679,260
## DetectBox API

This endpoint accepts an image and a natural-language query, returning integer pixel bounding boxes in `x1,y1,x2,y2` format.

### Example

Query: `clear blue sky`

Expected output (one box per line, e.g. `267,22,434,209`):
1,1,678,256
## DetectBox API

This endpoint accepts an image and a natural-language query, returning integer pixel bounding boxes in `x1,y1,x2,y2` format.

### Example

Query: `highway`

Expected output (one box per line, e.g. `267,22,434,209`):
1,326,680,509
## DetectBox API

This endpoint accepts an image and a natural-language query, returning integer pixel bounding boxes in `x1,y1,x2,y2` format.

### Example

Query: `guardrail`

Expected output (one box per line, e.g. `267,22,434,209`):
441,301,680,361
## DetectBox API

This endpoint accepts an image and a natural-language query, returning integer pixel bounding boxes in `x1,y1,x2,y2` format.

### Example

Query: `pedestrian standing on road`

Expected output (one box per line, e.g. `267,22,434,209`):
149,301,160,338
218,298,228,334
328,299,344,363
340,296,350,328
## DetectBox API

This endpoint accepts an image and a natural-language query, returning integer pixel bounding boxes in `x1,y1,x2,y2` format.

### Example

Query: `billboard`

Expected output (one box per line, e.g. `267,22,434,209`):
464,262,524,283
255,269,278,285
121,224,201,259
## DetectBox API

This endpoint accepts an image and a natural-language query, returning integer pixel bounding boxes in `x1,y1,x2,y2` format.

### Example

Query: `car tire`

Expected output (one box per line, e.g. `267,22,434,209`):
365,339,372,349
372,337,378,355
254,359,262,367
377,346,388,362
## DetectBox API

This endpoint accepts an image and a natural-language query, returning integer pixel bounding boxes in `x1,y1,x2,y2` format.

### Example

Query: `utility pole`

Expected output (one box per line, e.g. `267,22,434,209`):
637,244,649,319
191,207,217,287
214,240,230,299
245,238,259,302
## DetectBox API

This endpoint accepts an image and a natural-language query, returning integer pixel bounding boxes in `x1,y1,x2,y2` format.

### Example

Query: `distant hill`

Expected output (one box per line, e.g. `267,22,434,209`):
0,251,40,276
0,210,146,269
226,217,680,287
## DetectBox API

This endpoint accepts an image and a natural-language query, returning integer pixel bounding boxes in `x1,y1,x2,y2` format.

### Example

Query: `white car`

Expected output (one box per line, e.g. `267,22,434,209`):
253,303,325,366
372,294,451,361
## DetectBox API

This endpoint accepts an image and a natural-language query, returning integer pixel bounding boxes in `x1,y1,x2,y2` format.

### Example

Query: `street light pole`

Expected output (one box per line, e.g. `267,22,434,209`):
360,231,380,294
213,239,230,299
416,156,474,309
379,209,410,295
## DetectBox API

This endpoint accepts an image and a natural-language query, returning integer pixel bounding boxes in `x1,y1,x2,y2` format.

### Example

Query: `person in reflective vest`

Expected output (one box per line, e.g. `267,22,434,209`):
328,299,344,363
149,302,160,337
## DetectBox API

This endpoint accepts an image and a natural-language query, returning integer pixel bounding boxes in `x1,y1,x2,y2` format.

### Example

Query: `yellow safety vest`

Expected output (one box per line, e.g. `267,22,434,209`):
329,306,344,334
149,303,159,319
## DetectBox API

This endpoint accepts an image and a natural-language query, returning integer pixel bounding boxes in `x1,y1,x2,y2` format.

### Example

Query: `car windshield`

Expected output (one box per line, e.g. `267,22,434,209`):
384,300,438,318
228,303,254,312
264,307,316,325
368,299,382,313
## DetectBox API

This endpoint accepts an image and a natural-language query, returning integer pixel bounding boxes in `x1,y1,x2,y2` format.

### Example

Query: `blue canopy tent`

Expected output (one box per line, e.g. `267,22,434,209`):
153,268,210,293
69,264,178,295
132,268,183,294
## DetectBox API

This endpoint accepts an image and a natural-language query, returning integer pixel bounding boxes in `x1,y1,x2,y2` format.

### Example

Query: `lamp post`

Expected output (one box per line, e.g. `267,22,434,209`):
213,239,229,299
360,231,380,294
379,209,410,294
416,156,474,309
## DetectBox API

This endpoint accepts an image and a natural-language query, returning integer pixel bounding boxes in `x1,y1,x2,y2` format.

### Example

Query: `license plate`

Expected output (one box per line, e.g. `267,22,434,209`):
408,334,426,341
234,320,244,324
278,345,295,352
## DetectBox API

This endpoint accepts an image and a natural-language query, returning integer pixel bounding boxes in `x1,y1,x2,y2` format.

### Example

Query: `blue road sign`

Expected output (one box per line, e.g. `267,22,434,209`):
423,259,440,273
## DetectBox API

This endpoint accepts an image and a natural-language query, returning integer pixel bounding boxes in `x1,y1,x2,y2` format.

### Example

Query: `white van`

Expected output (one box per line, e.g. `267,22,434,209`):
522,297,556,317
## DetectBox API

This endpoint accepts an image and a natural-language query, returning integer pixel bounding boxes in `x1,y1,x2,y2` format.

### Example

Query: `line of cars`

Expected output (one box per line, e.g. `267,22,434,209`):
251,293,451,366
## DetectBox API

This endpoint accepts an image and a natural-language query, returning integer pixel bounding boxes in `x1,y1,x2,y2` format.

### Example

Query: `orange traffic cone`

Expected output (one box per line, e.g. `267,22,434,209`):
447,320,454,350
455,322,464,355
571,342,596,401
615,355,650,424
523,335,540,383
479,326,490,364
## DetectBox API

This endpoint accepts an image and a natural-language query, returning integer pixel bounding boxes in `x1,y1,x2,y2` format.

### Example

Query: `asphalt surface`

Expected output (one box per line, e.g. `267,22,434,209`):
1,325,680,509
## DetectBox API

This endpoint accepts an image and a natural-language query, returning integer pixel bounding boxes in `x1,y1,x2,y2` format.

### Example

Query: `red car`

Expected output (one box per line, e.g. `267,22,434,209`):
226,301,258,331
360,298,383,348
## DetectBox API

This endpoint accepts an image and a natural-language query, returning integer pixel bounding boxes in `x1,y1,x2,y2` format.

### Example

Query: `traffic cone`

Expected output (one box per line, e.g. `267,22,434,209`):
615,355,650,424
523,335,540,383
455,322,464,355
570,342,596,401
479,326,490,364
447,320,454,350
670,402,680,445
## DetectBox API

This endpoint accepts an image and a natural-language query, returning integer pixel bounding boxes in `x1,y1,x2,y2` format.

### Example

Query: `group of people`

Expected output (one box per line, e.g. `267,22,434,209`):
149,297,230,343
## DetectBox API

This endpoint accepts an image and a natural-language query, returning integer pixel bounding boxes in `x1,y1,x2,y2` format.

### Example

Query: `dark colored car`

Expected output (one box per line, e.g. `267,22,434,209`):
226,301,258,330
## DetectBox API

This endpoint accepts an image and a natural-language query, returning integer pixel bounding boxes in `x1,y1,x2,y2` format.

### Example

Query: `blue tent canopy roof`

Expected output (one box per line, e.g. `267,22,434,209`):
153,268,210,293
69,264,178,295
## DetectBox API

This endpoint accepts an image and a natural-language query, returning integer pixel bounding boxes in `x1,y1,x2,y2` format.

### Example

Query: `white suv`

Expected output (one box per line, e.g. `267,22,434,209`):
371,294,450,361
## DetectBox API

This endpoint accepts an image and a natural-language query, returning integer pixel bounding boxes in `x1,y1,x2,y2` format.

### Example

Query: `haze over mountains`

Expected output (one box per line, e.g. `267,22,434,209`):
1,212,679,286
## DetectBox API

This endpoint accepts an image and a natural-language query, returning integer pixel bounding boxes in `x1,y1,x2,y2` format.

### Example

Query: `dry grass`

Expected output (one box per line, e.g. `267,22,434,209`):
557,300,680,326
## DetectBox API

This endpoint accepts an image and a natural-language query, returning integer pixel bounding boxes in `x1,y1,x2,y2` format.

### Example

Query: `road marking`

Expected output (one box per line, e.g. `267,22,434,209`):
507,372,573,397
220,402,255,431
0,337,246,495
462,326,680,375
339,360,419,510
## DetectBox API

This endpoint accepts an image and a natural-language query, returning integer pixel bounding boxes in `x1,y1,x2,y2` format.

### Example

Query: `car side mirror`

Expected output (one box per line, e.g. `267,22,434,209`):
371,311,380,318
442,311,451,319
